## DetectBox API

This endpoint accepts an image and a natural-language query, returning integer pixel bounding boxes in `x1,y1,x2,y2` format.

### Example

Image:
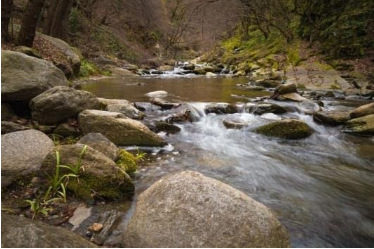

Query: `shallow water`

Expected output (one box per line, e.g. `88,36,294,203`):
81,75,374,247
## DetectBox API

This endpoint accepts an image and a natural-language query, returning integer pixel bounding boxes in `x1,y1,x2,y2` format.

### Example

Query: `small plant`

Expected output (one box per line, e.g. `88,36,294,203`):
116,149,146,174
25,199,50,220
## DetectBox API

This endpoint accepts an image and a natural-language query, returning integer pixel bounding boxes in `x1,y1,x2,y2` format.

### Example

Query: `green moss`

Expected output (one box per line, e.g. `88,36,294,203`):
68,173,135,201
79,59,100,78
330,84,341,90
116,149,139,175
316,62,334,71
255,120,314,139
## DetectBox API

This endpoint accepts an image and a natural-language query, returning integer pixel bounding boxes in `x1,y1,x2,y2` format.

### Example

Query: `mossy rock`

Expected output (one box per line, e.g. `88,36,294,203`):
343,114,374,136
255,119,314,139
41,144,134,201
116,149,139,175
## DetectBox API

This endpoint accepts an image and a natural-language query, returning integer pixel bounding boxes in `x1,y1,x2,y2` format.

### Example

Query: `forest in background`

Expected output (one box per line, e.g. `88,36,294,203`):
1,0,374,71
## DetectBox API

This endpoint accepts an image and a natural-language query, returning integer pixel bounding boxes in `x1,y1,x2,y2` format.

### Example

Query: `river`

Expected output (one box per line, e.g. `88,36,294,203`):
81,73,374,247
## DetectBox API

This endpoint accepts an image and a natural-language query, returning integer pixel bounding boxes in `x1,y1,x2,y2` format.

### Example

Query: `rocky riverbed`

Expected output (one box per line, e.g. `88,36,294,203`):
1,48,374,247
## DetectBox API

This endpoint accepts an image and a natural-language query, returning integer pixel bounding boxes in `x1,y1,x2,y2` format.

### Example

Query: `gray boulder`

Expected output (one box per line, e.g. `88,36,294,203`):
1,121,30,134
1,130,54,187
1,213,98,248
123,171,290,248
350,102,374,119
245,103,287,115
41,144,134,200
78,133,119,161
1,50,68,103
37,34,81,78
313,111,350,126
30,86,103,125
106,102,145,120
274,83,297,95
78,110,166,146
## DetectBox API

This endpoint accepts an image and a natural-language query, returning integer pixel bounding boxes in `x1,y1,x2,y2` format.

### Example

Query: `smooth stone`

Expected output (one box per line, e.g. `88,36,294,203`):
1,121,30,135
78,133,119,161
313,111,350,126
145,90,168,98
343,114,374,136
350,102,374,119
255,119,314,139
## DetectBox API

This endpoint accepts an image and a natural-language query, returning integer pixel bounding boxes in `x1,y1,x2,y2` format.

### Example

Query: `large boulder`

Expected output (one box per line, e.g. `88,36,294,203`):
37,34,81,78
1,50,68,103
255,119,314,139
1,214,98,248
78,110,166,146
41,144,134,200
1,130,54,187
98,98,145,120
313,111,350,126
78,133,119,161
343,114,374,136
30,86,102,125
350,102,374,119
205,103,237,114
123,171,290,248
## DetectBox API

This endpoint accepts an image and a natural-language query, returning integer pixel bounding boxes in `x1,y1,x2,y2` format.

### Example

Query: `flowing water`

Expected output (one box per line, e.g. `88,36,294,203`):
81,73,374,247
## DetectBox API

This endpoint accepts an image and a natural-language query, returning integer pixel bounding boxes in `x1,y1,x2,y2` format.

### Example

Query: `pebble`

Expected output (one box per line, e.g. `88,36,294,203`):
88,223,104,232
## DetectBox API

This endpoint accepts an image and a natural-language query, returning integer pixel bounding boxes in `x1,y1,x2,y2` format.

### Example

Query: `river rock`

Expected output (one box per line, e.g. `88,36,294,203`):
183,64,195,70
165,108,193,123
153,121,181,134
78,110,166,146
246,103,287,115
30,86,102,125
158,65,174,71
245,85,266,91
150,98,180,110
1,130,54,187
206,72,217,77
78,133,119,161
1,50,68,103
255,79,281,88
343,114,374,136
1,103,15,120
146,90,168,98
14,46,42,58
53,123,80,137
1,121,30,134
205,103,237,114
313,111,350,126
106,103,145,120
274,83,297,95
41,144,134,200
255,119,314,139
276,93,308,102
123,171,290,247
193,68,206,75
37,34,81,78
1,213,98,248
223,118,248,129
350,102,374,119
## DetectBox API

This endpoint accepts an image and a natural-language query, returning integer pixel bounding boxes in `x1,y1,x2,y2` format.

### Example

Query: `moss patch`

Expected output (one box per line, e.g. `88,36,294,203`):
116,149,139,175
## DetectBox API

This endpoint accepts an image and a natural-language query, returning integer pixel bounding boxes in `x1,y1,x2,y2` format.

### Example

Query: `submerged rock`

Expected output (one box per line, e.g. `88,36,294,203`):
343,114,374,136
350,102,374,119
123,171,290,247
1,50,68,103
30,86,102,125
255,119,314,139
313,111,350,126
78,110,166,146
205,103,237,114
41,144,134,200
1,130,54,187
1,213,98,248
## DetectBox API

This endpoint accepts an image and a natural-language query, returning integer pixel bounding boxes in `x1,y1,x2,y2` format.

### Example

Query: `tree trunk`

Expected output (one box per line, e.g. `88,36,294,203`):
1,0,13,42
18,0,46,47
43,0,73,39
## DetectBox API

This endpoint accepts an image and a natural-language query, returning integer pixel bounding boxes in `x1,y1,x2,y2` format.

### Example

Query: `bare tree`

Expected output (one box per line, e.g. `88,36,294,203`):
1,0,13,42
18,0,46,46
